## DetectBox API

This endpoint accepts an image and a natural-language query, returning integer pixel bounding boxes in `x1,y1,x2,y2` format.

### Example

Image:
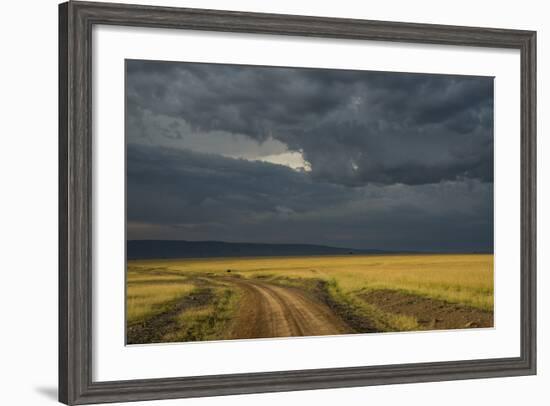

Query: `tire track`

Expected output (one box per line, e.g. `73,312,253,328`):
226,278,352,339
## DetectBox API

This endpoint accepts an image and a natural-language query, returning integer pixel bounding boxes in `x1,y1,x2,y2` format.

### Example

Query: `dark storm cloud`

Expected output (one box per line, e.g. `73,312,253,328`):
126,60,493,186
127,144,347,226
127,144,493,252
126,60,493,251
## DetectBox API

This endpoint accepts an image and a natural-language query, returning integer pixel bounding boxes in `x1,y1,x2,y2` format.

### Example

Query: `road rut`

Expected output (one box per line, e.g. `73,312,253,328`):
226,278,352,339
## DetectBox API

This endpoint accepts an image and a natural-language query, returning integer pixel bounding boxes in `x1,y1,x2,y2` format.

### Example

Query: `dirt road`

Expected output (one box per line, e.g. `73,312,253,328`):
226,278,352,339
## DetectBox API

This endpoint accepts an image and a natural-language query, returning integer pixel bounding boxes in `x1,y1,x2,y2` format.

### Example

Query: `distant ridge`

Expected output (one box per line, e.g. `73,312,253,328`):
127,240,389,260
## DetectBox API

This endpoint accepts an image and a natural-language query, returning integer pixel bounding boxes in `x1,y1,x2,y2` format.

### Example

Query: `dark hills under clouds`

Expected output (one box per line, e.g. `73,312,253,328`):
127,240,390,260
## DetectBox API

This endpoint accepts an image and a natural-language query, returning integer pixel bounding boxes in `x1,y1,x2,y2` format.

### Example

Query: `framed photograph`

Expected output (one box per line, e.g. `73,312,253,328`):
59,1,536,404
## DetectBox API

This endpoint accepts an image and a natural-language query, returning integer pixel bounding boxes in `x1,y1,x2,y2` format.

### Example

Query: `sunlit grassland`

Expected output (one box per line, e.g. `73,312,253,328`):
126,266,241,342
129,254,494,311
163,288,240,342
126,268,195,324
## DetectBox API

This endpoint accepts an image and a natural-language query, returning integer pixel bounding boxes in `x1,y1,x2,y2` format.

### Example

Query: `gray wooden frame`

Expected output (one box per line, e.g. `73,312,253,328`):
59,1,537,404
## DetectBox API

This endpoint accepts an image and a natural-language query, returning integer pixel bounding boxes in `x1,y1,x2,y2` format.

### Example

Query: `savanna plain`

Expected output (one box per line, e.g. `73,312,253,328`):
126,254,493,344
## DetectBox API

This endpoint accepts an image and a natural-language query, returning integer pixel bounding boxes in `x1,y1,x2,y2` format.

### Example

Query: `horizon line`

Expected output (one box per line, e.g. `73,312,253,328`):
127,239,493,254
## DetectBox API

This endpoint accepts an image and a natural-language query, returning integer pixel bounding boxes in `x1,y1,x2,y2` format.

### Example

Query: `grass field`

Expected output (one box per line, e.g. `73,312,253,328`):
126,254,493,344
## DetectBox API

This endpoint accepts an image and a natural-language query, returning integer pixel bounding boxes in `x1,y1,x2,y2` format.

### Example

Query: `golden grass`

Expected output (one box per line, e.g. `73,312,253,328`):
162,288,240,342
129,254,493,311
126,269,195,324
325,279,420,331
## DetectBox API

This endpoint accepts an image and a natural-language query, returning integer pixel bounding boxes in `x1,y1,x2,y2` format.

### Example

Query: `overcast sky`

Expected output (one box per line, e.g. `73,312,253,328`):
126,60,493,252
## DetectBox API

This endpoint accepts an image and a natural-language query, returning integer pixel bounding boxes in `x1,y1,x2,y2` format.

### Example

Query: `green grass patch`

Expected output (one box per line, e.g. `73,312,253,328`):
163,288,241,342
